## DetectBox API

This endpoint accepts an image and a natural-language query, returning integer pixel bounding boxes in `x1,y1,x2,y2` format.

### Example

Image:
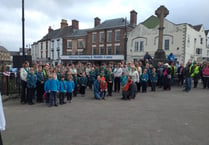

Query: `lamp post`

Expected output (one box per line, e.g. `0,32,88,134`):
124,17,128,63
22,0,25,60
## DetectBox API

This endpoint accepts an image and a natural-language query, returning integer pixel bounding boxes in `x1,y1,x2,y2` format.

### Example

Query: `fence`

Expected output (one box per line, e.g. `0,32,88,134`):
0,71,20,96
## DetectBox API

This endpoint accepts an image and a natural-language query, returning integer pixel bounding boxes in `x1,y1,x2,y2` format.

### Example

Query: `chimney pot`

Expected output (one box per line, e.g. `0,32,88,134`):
60,19,68,29
130,10,137,28
72,19,79,29
48,26,53,33
94,17,101,27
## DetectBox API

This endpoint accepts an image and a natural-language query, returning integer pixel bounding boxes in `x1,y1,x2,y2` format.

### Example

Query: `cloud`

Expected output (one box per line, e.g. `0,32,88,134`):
0,0,209,51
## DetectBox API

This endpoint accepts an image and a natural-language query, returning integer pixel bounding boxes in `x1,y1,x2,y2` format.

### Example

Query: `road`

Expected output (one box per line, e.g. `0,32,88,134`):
2,86,209,145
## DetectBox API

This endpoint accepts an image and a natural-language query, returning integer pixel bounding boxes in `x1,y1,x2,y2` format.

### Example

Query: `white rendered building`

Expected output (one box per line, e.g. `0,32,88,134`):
127,16,208,65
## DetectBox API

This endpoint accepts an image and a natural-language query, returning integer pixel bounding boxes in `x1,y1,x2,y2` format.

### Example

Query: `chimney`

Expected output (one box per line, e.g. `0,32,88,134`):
48,26,53,33
94,17,101,27
60,19,68,29
72,19,79,29
130,10,137,28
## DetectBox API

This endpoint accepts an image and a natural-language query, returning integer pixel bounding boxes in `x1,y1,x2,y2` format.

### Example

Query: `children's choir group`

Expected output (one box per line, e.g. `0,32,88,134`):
19,59,209,106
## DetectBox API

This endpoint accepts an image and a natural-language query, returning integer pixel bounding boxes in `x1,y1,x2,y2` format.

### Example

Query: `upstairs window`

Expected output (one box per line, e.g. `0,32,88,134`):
100,32,104,43
164,39,169,50
107,31,112,42
67,40,72,48
92,33,96,43
115,30,120,41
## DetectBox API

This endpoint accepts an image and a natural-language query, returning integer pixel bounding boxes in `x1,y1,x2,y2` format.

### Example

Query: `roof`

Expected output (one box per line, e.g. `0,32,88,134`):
9,51,19,56
141,15,160,29
64,28,92,38
192,24,202,31
0,45,8,52
205,30,209,36
91,18,131,31
39,26,73,42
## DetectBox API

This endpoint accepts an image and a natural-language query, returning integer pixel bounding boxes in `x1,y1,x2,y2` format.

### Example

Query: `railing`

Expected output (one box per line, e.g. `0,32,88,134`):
0,72,20,96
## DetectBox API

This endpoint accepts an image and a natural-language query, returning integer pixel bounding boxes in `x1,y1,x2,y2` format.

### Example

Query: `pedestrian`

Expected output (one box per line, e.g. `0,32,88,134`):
0,91,6,145
121,72,127,100
183,61,192,92
20,61,30,104
163,63,171,90
48,72,59,107
100,76,107,100
122,75,133,100
191,61,200,88
150,68,158,91
105,67,114,96
88,67,96,89
202,62,209,88
94,75,101,100
140,69,148,93
79,72,87,97
36,65,44,103
59,75,67,104
44,73,52,104
27,67,37,105
113,63,122,93
66,75,75,103
73,72,79,97
177,63,184,86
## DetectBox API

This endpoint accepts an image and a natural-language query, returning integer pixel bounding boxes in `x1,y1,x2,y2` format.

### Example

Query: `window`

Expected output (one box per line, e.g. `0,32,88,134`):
78,40,83,48
115,46,120,54
92,33,96,43
67,40,72,48
196,48,202,55
134,41,139,52
100,32,104,43
99,47,104,55
207,50,209,56
107,31,112,42
200,38,203,44
92,47,96,55
57,39,60,49
115,30,120,41
140,41,144,52
107,46,112,55
164,39,169,50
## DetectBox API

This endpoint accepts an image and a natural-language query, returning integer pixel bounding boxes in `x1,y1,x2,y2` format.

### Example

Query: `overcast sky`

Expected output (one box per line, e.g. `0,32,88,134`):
0,0,209,51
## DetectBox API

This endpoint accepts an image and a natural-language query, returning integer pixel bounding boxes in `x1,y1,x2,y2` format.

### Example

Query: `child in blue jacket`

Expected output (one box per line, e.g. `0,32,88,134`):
140,69,149,93
27,67,37,105
44,73,51,104
150,68,158,91
59,75,67,104
66,75,75,103
48,72,59,107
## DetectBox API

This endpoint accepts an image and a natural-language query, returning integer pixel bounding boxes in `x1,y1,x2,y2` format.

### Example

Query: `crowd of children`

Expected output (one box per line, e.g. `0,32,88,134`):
19,58,209,105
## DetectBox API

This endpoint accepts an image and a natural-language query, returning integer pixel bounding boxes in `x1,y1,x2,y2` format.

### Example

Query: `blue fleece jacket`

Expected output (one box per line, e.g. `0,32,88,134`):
66,80,75,93
59,80,67,93
48,79,59,92
27,73,37,88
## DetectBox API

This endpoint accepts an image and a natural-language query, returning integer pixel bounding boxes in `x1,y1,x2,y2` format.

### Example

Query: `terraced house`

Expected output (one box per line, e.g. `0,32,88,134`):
32,10,138,64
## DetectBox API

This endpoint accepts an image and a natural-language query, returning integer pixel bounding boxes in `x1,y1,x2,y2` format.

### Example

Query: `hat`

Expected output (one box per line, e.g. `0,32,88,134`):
164,63,169,66
131,65,136,69
45,63,49,66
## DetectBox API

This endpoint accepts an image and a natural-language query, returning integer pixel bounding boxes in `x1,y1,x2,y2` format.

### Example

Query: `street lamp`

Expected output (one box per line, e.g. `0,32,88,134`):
124,17,128,63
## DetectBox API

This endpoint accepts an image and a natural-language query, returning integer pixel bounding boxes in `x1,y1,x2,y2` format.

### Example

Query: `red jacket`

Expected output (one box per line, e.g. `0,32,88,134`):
125,80,132,91
202,67,209,76
100,77,107,90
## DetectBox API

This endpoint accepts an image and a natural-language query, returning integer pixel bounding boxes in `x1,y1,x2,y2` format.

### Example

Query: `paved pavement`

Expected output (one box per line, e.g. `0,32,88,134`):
1,86,209,145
